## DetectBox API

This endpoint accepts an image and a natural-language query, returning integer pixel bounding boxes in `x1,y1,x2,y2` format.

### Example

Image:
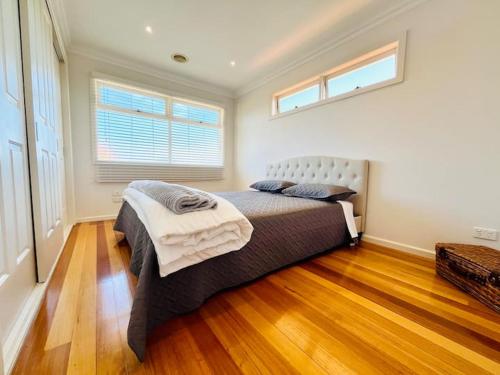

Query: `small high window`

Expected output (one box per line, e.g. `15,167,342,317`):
277,81,320,113
327,54,396,98
272,37,405,116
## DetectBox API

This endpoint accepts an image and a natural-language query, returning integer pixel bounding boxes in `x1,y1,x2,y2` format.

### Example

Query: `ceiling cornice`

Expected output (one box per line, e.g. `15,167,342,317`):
68,45,236,99
235,0,429,97
54,0,427,100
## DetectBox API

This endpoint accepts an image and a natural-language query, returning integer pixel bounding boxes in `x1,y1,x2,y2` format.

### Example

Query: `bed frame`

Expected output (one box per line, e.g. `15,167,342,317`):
118,155,369,360
265,156,369,232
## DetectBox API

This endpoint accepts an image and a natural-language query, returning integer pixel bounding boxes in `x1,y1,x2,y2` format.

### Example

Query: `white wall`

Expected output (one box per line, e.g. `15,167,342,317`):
235,0,500,253
68,53,236,221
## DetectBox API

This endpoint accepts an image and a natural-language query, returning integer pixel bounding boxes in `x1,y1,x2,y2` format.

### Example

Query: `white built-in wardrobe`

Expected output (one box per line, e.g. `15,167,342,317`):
0,0,68,373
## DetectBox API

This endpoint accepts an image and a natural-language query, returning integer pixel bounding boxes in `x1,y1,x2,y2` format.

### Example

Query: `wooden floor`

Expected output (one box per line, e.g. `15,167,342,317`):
12,221,500,374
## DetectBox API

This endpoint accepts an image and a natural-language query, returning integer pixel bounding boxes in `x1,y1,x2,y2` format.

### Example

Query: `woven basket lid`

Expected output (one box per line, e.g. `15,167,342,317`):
436,243,500,273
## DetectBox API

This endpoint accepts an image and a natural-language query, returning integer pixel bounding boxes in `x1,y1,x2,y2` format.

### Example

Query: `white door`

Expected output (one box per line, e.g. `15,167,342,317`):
0,0,37,348
52,50,67,234
22,0,64,281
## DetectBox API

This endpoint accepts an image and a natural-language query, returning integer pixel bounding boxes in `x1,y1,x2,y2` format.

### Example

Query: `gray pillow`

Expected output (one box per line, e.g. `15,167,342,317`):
250,180,296,193
282,183,355,201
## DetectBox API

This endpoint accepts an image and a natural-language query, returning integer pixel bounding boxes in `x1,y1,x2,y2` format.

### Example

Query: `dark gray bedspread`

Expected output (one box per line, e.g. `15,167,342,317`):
114,191,349,361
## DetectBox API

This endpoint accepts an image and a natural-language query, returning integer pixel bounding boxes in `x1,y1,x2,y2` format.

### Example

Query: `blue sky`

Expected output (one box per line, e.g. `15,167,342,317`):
328,55,396,97
279,54,396,113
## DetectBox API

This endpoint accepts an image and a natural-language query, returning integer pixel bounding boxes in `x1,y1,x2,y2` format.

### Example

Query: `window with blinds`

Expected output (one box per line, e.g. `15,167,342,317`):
92,79,224,182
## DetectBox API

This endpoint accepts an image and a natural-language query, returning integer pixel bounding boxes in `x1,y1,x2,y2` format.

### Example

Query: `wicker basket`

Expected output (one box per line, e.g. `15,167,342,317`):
435,243,499,313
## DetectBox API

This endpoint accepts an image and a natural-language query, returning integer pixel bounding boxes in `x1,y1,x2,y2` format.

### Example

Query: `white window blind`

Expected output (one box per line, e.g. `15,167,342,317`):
92,79,224,182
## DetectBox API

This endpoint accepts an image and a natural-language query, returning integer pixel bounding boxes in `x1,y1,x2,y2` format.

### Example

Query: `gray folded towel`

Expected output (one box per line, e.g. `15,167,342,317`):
129,180,217,214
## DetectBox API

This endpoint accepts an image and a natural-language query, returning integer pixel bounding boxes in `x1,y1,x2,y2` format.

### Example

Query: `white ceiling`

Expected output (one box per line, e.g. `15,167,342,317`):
63,0,415,95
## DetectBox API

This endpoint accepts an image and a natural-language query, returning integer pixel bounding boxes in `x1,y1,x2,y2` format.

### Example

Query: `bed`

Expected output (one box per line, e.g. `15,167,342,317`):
114,156,369,361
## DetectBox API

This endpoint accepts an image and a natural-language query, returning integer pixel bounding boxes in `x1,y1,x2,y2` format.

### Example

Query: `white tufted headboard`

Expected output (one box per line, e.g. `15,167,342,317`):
266,156,369,232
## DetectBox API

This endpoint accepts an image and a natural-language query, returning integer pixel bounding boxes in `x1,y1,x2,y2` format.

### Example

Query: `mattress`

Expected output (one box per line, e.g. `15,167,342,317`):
114,190,350,361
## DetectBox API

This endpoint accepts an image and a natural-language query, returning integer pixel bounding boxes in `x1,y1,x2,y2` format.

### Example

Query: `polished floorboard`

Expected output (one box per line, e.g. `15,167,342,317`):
12,221,500,374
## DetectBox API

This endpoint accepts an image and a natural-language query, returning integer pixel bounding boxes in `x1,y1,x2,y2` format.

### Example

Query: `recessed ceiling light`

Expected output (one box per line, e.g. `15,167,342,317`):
230,61,236,67
145,25,153,34
171,53,189,64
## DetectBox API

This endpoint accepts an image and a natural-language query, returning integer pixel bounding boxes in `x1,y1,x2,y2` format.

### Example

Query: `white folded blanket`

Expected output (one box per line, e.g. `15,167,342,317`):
123,187,254,277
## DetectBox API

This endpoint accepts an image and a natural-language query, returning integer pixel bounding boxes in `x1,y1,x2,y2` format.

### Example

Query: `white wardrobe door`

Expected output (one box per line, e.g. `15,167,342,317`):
0,0,36,349
53,50,67,232
22,0,65,281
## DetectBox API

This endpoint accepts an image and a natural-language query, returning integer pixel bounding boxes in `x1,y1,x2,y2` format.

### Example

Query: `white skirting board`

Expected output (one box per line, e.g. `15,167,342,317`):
76,214,117,223
1,224,73,375
2,284,46,375
362,234,435,258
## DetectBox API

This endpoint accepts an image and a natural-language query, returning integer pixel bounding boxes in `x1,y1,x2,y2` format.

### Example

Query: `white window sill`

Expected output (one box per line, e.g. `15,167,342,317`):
269,76,403,121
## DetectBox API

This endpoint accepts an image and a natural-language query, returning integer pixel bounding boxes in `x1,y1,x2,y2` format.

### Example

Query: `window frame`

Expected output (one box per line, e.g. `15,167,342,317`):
90,73,226,182
271,33,406,118
171,98,223,129
325,45,398,100
274,77,322,114
94,82,170,126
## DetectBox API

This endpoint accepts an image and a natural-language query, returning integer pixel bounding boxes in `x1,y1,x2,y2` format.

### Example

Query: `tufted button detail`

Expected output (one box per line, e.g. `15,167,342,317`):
312,173,316,178
274,174,277,177
324,173,328,178
353,173,357,179
331,162,335,168
338,174,342,179
306,163,310,168
287,164,290,169
291,173,294,177
301,173,304,177
345,161,349,167
296,164,299,168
